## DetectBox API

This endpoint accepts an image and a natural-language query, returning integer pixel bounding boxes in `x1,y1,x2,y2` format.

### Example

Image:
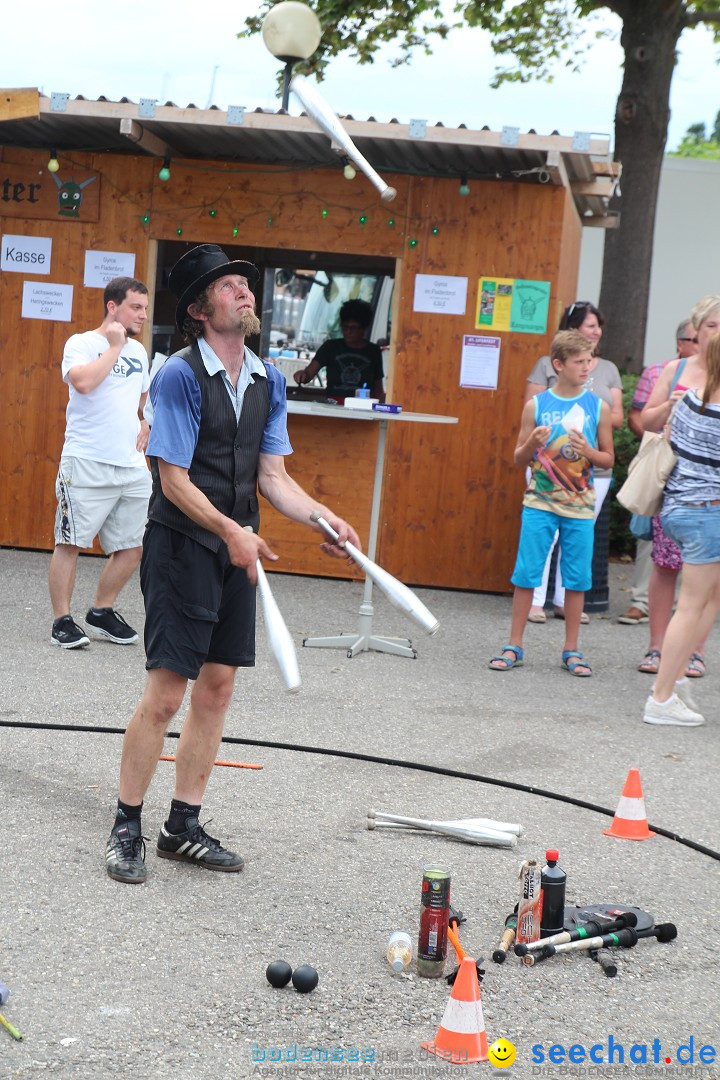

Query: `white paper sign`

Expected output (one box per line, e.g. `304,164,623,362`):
83,250,136,288
459,334,500,390
413,274,468,316
1,233,52,274
22,281,73,322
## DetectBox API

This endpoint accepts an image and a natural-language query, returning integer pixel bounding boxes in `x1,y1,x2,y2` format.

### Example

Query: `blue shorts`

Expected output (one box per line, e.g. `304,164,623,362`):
511,506,594,591
661,504,720,564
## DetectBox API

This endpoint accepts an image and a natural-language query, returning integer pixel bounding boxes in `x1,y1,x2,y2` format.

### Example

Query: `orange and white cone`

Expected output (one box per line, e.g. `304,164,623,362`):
603,768,656,841
421,957,489,1064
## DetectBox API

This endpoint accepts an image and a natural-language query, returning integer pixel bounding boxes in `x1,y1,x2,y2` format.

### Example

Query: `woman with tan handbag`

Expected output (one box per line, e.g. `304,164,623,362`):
643,297,720,726
635,296,719,681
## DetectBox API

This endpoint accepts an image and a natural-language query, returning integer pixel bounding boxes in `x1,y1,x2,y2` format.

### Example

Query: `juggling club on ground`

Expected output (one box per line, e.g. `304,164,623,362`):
492,907,519,964
514,911,638,955
589,948,617,978
522,927,639,966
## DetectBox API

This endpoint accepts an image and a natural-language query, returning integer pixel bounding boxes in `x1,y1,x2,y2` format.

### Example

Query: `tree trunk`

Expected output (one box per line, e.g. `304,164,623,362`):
598,1,685,373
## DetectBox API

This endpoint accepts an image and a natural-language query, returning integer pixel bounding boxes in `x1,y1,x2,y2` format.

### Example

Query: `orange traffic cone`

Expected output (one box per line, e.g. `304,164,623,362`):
604,768,656,841
421,957,489,1064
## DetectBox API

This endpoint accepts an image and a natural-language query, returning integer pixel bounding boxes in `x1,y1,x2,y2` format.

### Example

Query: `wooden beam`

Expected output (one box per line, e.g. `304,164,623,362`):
583,213,620,229
570,179,615,197
118,117,172,158
0,88,39,122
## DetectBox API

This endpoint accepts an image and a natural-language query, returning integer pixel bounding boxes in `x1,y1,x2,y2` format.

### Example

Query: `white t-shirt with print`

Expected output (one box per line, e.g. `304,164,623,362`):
61,331,150,467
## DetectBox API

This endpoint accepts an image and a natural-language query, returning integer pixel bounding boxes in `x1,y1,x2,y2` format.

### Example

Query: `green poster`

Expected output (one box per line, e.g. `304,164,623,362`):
509,280,551,334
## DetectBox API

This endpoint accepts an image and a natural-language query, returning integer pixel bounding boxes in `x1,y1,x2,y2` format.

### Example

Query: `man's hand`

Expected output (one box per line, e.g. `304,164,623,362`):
316,514,362,560
223,522,278,584
293,368,308,385
105,321,127,349
136,419,150,453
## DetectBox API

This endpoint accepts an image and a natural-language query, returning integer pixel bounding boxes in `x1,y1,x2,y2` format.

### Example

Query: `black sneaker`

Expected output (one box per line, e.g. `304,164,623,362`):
51,615,90,649
156,817,244,872
85,608,138,644
105,819,147,884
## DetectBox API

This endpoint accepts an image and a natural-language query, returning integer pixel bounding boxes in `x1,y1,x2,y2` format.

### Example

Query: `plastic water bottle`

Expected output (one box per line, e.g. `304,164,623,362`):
387,931,413,972
540,849,567,938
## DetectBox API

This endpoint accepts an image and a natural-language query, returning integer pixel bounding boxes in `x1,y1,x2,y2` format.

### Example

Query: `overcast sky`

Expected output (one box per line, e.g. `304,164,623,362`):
4,2,720,151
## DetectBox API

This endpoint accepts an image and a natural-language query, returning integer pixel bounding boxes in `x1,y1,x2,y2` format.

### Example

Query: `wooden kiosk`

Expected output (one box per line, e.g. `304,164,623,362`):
0,89,618,592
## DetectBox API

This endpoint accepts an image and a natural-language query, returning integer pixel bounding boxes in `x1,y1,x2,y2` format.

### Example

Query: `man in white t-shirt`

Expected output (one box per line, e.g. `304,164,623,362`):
48,277,153,648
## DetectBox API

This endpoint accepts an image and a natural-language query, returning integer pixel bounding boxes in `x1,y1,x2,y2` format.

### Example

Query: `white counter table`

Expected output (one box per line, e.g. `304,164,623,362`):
286,401,458,658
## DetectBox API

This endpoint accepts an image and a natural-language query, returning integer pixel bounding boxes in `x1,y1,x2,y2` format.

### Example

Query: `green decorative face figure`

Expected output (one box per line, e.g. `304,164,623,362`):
51,172,97,217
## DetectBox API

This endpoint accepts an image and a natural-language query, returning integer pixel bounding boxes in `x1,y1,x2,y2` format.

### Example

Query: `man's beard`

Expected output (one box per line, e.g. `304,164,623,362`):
237,311,261,337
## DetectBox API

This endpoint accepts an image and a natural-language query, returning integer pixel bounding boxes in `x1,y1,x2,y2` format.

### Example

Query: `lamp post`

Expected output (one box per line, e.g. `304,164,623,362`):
262,1,323,111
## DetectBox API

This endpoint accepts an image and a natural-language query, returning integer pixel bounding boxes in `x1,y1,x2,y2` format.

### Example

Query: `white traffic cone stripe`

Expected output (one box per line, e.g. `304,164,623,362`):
614,796,647,821
439,996,486,1035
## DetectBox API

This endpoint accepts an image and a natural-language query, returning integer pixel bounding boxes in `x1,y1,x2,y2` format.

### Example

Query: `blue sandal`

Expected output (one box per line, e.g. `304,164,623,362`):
489,645,524,671
562,650,592,677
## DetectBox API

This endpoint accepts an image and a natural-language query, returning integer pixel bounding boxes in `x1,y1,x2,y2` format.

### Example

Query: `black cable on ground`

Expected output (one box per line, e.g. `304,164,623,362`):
2,718,718,862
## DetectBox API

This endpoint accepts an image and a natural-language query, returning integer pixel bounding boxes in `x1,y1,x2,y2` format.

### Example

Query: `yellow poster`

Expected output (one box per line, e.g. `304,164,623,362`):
476,277,514,331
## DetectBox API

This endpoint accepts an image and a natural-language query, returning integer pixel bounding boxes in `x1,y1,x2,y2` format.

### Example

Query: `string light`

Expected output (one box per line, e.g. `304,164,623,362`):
208,209,217,217
358,214,367,226
408,238,418,247
343,160,356,180
142,213,151,224
459,177,470,197
267,216,273,226
158,158,171,182
387,218,395,227
176,227,183,235
432,225,440,235
48,150,60,173
321,209,328,217
232,227,239,237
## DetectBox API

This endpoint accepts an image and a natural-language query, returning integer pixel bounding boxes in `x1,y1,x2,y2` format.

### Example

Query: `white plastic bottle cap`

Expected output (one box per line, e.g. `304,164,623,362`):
390,954,405,972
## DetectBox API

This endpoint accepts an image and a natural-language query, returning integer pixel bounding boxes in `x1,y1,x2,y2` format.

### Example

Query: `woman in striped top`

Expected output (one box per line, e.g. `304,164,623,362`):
643,303,720,727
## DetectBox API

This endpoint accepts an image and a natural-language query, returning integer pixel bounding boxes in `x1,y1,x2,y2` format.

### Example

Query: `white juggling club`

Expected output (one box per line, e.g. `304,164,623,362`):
309,512,440,636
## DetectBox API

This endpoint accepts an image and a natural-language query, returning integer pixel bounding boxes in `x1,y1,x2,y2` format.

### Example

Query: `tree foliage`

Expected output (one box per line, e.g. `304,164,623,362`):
671,112,720,157
240,1,718,88
241,2,720,371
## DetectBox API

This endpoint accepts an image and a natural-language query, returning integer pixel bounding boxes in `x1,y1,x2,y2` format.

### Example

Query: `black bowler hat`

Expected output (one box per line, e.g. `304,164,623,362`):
169,244,259,331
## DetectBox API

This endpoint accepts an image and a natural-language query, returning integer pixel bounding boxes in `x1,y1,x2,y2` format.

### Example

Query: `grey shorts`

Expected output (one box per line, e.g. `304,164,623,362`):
54,456,152,552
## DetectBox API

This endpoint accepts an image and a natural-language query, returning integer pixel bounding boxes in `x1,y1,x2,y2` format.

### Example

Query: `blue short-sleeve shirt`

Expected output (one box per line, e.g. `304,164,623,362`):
147,344,292,467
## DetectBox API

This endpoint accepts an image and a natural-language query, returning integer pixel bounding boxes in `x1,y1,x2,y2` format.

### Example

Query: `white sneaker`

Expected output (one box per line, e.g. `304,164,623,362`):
643,693,705,727
651,678,700,713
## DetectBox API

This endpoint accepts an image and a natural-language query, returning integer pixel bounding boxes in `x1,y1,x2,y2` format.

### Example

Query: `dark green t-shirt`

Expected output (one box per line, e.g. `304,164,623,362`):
313,337,383,394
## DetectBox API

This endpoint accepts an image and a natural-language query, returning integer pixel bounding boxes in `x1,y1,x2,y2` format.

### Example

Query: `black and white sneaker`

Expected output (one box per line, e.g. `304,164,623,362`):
156,817,244,872
51,615,90,649
85,608,138,644
106,819,147,884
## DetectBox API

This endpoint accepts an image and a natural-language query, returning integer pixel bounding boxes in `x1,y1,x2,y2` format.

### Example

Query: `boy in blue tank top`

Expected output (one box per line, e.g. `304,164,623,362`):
489,330,614,676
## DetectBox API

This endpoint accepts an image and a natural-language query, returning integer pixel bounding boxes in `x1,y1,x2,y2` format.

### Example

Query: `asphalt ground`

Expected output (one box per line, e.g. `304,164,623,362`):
0,547,718,1080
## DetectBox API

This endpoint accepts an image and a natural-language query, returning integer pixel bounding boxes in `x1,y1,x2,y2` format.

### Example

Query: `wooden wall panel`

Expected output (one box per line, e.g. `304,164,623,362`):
0,148,155,550
149,163,409,258
0,146,583,593
376,176,582,590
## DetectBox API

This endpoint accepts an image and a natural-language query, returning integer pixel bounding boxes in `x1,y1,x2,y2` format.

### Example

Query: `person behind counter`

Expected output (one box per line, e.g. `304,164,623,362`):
293,299,385,401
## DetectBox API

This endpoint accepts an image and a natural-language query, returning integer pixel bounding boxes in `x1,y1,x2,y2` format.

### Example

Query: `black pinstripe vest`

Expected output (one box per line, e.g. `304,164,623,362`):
148,342,270,551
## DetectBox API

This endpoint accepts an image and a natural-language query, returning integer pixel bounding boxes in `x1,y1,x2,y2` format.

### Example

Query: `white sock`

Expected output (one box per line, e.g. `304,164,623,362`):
653,695,674,707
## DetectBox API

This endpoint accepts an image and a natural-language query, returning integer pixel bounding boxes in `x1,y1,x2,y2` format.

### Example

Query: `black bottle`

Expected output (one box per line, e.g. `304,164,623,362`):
540,849,566,938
